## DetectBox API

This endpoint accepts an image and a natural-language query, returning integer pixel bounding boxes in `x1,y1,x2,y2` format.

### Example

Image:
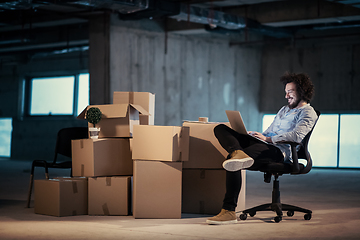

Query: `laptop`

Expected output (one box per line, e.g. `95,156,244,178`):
225,110,268,144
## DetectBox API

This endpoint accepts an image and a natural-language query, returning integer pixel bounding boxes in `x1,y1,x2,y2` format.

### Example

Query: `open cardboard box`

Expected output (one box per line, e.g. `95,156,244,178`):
132,125,189,162
113,91,155,125
78,104,149,138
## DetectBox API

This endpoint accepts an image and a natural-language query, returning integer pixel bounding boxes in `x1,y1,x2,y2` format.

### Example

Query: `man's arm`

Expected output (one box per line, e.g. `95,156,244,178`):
248,131,273,143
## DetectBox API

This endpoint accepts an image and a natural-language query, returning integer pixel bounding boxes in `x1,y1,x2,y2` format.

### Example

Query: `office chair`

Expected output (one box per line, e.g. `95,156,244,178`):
26,127,88,208
239,110,320,223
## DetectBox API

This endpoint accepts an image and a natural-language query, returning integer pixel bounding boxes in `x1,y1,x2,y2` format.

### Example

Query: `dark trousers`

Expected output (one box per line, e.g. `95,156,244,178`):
213,124,284,211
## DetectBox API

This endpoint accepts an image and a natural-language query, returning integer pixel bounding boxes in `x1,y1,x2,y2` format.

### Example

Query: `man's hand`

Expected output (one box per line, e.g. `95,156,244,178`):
248,131,273,143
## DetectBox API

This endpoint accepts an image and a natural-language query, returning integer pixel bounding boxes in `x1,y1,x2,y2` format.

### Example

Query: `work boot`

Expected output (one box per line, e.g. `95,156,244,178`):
206,209,237,225
222,150,254,172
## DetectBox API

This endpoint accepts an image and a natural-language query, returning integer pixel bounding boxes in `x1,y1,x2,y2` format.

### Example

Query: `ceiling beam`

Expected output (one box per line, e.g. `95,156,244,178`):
222,0,360,25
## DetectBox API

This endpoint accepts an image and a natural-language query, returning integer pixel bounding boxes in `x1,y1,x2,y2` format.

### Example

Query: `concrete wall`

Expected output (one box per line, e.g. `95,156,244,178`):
108,16,263,129
0,66,19,119
260,36,360,113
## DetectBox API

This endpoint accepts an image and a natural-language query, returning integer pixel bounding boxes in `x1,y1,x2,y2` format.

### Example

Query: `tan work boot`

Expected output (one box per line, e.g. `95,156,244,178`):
222,150,254,172
206,209,237,225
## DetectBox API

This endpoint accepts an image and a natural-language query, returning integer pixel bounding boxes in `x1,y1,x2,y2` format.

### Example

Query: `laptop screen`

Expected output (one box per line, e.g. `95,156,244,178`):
225,110,248,135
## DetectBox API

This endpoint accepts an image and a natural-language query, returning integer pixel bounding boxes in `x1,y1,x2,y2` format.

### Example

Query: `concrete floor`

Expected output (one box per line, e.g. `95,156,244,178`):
1,158,360,240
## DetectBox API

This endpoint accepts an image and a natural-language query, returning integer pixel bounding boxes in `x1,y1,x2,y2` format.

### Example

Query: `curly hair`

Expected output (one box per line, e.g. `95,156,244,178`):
280,72,315,103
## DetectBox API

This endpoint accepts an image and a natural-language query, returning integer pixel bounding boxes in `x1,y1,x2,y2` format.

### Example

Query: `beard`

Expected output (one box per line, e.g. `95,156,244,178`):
288,97,301,109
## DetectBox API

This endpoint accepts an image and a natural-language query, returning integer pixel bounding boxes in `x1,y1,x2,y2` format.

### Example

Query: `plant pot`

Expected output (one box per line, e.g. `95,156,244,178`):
89,127,100,139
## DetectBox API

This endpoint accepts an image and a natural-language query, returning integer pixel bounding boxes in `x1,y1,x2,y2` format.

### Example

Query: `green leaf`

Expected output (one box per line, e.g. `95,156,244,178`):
86,107,102,127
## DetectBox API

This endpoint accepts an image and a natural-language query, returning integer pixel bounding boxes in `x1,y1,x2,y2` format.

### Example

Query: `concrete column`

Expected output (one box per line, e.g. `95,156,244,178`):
89,13,111,105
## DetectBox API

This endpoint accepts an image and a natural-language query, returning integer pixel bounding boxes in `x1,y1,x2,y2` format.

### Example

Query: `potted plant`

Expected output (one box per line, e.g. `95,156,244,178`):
86,107,102,139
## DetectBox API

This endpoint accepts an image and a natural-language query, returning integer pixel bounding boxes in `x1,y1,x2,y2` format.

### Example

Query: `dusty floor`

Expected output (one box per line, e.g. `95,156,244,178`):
1,159,359,240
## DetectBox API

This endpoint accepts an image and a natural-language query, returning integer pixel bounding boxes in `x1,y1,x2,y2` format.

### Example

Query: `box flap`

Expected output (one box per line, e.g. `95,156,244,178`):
77,103,150,123
78,104,134,119
130,104,149,116
100,104,130,118
77,107,87,119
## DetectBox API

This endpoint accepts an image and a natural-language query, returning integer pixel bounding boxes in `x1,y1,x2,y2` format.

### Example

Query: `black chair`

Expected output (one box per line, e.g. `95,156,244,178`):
239,110,320,223
26,127,88,208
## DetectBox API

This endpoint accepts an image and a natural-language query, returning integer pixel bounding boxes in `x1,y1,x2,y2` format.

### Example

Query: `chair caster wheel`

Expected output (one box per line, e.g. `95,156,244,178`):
249,211,256,217
240,213,247,220
287,210,294,217
274,216,282,223
304,213,312,220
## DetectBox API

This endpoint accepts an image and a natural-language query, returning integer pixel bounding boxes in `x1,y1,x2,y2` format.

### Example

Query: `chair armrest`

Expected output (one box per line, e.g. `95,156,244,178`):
277,141,300,174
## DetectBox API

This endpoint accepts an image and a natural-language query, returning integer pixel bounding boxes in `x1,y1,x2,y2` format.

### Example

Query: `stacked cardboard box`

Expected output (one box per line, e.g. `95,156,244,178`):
113,91,155,125
132,125,190,219
75,92,154,216
77,103,149,138
34,92,246,219
34,92,155,217
71,138,133,177
181,119,246,215
88,176,131,215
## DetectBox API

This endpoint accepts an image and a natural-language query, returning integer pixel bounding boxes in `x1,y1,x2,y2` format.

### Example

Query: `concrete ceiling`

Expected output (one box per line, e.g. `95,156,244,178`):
0,0,360,55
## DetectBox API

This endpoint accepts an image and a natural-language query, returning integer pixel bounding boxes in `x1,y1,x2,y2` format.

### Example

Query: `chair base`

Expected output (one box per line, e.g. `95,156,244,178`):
238,175,312,223
239,202,312,222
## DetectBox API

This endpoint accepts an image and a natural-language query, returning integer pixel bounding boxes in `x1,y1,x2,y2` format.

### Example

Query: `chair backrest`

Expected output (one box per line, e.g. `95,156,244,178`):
53,127,88,164
296,110,321,174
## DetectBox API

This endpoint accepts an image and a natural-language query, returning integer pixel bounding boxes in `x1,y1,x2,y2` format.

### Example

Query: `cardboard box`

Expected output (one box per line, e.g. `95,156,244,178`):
182,169,246,215
132,125,189,162
182,121,231,168
113,91,155,125
78,104,149,138
53,177,88,182
88,176,131,216
72,138,133,177
133,160,182,219
34,178,88,217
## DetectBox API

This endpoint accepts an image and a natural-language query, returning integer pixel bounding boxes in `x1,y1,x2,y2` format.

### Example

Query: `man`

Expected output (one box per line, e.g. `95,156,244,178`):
206,72,318,225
